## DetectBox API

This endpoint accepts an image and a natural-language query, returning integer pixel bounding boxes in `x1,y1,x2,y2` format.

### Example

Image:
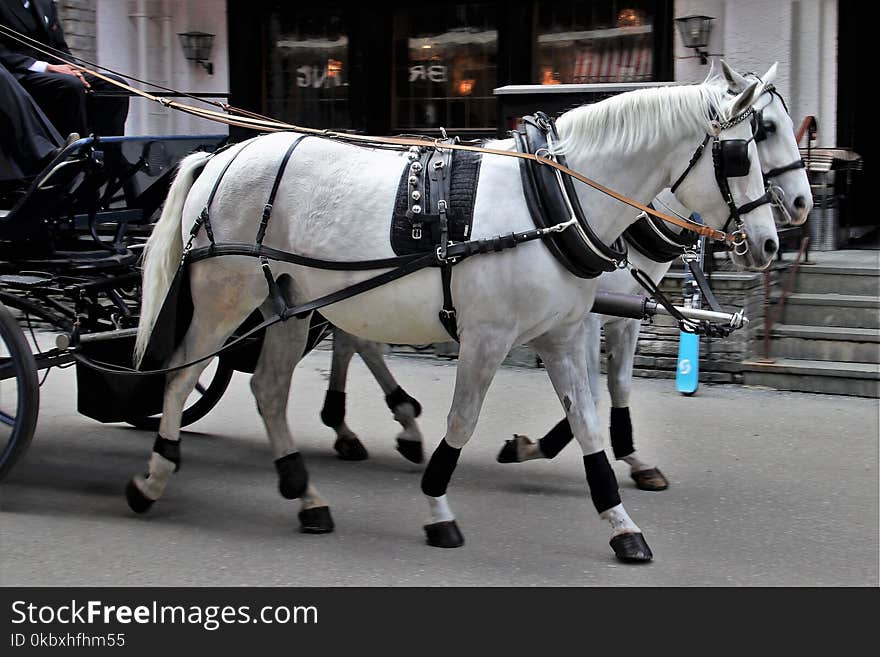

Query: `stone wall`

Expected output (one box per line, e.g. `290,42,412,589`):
56,0,97,63
619,268,774,383
498,262,782,385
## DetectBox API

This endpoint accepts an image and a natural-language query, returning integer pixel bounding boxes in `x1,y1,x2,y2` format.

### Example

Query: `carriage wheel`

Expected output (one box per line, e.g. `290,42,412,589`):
0,303,40,481
125,358,234,431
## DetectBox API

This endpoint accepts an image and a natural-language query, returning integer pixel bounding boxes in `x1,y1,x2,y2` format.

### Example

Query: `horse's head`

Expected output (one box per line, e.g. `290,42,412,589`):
722,61,813,227
670,77,779,270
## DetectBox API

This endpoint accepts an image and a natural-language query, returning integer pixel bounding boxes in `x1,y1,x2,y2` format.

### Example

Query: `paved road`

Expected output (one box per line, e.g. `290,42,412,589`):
2,348,877,586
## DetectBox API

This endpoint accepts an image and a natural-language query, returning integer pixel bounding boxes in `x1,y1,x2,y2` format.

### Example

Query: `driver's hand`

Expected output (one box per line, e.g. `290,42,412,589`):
46,63,91,89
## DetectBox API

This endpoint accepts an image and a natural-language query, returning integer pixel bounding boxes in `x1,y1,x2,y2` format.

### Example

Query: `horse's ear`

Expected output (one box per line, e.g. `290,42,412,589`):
761,62,778,88
729,79,761,117
721,60,748,92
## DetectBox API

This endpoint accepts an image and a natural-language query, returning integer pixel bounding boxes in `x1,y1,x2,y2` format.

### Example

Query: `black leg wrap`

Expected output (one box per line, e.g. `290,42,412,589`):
583,451,621,514
320,390,346,429
153,436,181,472
385,386,422,418
421,439,461,497
275,452,309,500
538,417,574,459
298,506,335,534
610,407,634,460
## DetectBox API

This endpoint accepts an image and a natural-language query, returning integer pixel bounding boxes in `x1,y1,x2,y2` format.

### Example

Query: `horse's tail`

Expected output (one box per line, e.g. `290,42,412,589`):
134,150,212,366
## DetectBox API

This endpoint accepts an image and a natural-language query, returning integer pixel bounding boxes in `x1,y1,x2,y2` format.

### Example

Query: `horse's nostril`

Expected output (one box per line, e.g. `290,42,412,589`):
793,196,806,209
764,238,779,257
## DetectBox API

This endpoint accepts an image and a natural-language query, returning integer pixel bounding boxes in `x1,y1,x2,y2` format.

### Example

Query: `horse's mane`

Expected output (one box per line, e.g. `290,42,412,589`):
553,77,730,161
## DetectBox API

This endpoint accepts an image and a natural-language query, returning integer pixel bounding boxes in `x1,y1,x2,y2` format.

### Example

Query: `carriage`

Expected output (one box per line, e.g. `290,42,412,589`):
0,132,237,480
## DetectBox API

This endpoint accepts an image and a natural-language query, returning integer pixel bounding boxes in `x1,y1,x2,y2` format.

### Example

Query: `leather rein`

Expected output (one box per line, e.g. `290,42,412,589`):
0,21,747,246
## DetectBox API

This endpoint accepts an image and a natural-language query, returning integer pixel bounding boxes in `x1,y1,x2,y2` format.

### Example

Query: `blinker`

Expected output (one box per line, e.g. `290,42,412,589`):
750,109,776,143
719,139,751,177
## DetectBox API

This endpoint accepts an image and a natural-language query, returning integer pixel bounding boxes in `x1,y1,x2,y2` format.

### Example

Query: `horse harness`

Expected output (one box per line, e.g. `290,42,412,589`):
628,82,804,264
99,101,763,377
513,112,627,279
667,104,774,257
139,133,579,366
749,82,808,224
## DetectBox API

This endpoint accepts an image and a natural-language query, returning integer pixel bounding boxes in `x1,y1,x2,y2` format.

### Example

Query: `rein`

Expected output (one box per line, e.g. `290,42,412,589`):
0,23,740,245
95,65,744,243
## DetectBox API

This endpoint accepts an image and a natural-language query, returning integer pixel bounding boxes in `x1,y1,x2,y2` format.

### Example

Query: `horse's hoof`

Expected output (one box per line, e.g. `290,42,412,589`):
396,438,423,464
496,434,535,463
631,467,669,491
610,532,653,563
334,436,369,461
125,479,154,514
298,506,335,534
424,520,464,548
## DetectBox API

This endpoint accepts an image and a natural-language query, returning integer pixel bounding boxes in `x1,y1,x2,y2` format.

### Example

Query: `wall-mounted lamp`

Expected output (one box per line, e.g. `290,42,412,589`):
178,31,214,75
674,15,720,64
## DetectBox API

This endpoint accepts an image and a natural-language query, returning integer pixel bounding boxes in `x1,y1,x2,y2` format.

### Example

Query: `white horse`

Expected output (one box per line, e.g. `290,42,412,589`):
127,76,776,563
498,63,813,491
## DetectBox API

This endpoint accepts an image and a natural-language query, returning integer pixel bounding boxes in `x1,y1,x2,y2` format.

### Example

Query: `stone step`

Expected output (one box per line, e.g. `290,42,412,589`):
777,293,880,328
758,324,880,363
794,264,880,295
741,358,880,397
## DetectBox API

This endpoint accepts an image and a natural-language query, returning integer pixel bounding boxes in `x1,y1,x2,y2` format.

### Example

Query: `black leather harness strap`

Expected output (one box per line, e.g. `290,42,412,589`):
670,134,711,194
194,141,255,249
255,137,308,316
77,222,566,378
763,159,806,180
256,137,307,245
186,242,424,269
623,205,699,263
686,258,723,313
438,264,458,340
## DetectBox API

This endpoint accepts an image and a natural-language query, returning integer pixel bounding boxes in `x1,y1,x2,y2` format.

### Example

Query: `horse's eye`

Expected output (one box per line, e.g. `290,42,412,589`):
762,121,777,134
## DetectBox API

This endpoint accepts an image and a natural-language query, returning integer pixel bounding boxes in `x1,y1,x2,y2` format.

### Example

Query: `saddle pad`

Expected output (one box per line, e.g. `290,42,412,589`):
390,149,482,256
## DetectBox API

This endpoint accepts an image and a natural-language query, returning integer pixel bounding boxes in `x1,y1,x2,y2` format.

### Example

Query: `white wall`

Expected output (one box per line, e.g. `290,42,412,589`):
673,0,837,146
96,0,229,136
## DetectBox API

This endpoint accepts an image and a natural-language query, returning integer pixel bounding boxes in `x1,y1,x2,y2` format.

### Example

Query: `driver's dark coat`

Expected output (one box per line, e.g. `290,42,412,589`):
0,0,71,76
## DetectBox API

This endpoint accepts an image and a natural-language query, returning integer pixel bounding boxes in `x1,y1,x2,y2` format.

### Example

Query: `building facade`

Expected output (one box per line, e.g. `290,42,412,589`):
57,1,862,233
59,1,850,146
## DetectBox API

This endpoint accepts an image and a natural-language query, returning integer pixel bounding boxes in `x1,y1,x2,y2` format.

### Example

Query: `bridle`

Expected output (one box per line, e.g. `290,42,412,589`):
748,81,807,225
669,105,770,256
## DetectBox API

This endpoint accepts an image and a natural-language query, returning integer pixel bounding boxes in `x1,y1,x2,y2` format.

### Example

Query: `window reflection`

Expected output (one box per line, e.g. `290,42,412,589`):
266,9,350,129
537,1,655,84
393,5,497,131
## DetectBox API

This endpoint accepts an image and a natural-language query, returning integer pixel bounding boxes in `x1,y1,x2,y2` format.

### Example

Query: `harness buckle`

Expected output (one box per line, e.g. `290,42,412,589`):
680,248,699,263
534,147,551,160
412,226,422,240
435,245,457,265
263,203,273,218
732,230,749,256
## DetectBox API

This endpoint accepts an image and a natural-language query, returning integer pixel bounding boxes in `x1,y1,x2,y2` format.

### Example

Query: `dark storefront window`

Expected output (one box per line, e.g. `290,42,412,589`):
536,1,656,84
392,4,497,132
265,8,350,129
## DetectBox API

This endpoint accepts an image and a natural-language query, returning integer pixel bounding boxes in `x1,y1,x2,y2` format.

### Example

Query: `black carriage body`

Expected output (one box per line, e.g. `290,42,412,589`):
0,134,234,480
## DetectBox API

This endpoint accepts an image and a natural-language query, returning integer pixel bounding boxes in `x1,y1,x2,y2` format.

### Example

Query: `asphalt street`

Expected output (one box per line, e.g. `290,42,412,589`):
1,347,877,586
